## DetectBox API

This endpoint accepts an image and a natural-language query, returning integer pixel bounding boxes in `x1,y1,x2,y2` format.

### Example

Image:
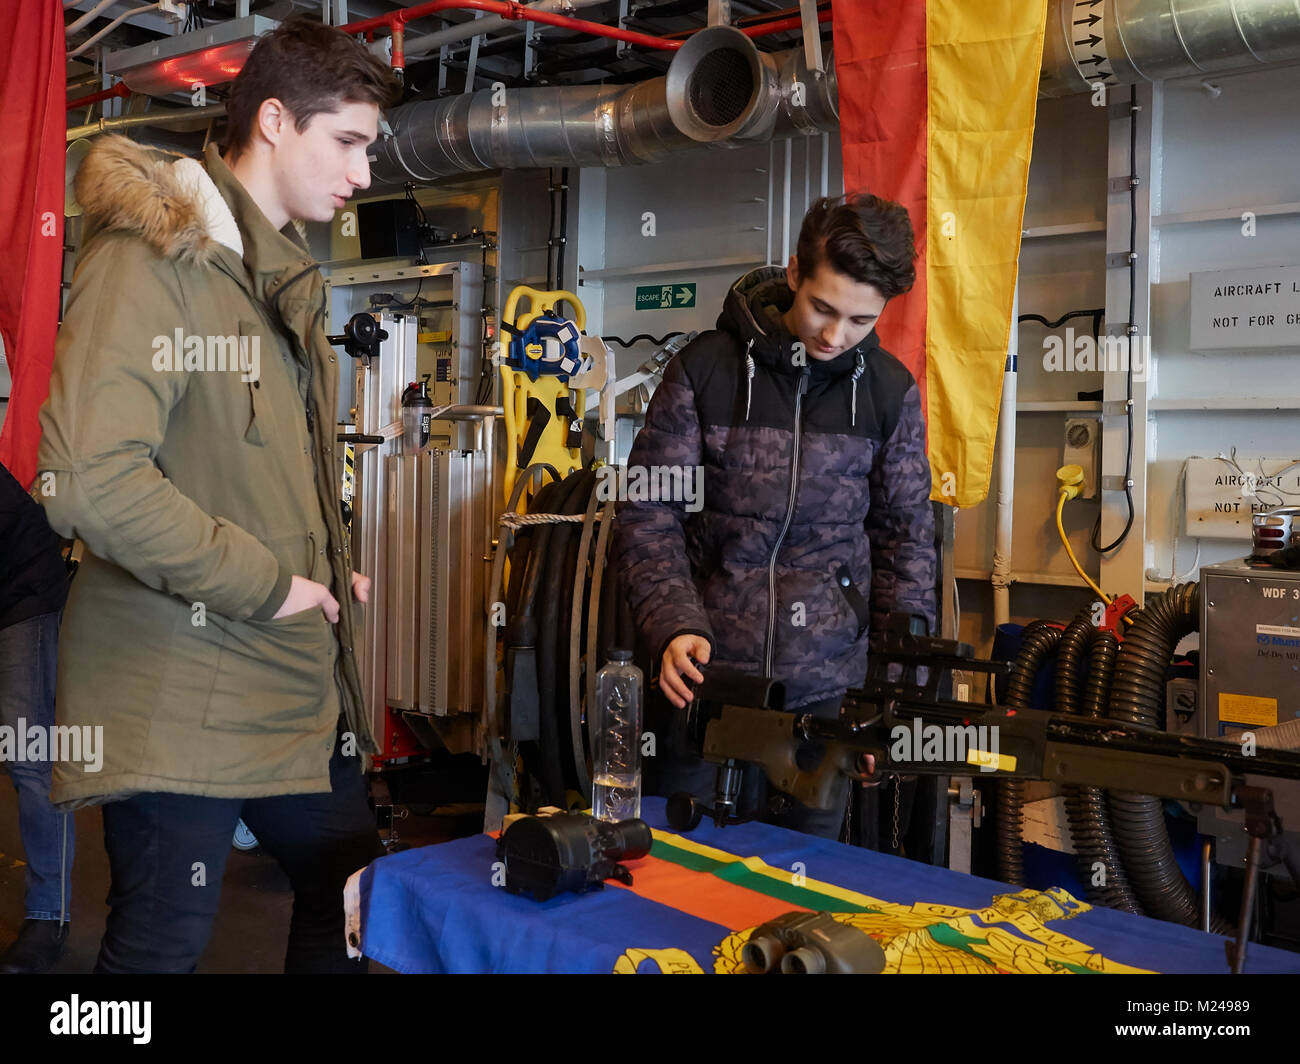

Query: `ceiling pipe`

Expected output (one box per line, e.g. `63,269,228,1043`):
68,1,165,60
66,70,107,91
65,0,124,35
66,102,228,141
368,24,834,184
1040,0,1300,97
67,82,131,109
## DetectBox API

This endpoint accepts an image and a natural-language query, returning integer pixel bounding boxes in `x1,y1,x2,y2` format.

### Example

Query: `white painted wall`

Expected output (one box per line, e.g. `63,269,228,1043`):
574,134,844,389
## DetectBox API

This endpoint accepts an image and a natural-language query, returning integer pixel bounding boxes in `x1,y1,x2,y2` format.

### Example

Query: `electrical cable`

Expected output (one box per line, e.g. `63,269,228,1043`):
1017,308,1105,333
1215,449,1300,507
1058,492,1111,607
602,332,686,348
545,167,557,291
381,185,430,310
1056,468,1133,625
1091,84,1140,556
557,166,569,289
474,230,499,405
1148,457,1202,585
382,274,424,309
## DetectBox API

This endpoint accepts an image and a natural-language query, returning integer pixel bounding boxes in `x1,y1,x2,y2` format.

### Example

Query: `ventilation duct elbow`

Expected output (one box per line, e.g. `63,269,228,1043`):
368,26,838,187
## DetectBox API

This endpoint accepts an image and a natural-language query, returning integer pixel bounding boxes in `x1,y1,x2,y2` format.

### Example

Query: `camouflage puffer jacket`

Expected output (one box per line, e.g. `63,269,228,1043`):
613,266,937,709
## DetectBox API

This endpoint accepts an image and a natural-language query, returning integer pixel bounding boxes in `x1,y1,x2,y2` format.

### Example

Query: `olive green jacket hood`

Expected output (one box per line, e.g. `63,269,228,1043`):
38,135,372,808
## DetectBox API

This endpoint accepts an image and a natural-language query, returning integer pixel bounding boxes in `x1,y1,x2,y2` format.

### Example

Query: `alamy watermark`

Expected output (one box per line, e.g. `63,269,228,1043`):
152,329,261,383
0,718,103,773
50,996,150,1044
595,464,703,513
1042,328,1149,381
889,717,1002,773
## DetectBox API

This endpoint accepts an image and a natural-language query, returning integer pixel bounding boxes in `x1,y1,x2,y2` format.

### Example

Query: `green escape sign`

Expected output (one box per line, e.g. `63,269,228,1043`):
635,282,696,310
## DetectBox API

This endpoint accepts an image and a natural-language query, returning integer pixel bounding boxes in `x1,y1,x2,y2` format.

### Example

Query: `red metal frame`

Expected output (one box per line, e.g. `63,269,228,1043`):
374,705,433,767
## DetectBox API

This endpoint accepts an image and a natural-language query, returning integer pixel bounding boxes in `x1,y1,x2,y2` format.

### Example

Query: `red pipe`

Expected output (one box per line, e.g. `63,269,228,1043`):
66,82,130,110
664,6,832,41
392,23,405,75
736,9,832,40
342,0,682,52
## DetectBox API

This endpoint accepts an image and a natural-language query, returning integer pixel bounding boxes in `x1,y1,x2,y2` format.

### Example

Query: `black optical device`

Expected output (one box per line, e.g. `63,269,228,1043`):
327,312,389,360
496,812,652,902
742,911,887,974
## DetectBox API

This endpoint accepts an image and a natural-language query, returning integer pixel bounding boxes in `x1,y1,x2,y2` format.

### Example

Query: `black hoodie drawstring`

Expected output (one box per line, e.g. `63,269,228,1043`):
850,352,865,427
744,339,756,421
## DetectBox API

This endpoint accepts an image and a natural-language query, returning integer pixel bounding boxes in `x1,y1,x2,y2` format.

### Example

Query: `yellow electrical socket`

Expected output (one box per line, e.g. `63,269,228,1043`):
1057,464,1085,500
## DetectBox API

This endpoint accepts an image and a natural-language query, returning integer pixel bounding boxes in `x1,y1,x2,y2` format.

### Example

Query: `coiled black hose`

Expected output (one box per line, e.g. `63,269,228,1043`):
998,620,1063,885
1105,582,1233,933
530,470,594,805
1080,629,1117,721
1054,613,1142,912
1053,609,1092,716
497,466,630,813
537,469,598,800
510,478,569,806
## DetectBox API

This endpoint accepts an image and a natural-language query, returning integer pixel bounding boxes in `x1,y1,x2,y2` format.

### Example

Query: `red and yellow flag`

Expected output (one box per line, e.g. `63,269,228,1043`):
834,2,1047,508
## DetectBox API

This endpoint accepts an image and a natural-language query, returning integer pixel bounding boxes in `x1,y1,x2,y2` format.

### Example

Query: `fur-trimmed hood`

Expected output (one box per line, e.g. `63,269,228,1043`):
74,134,244,264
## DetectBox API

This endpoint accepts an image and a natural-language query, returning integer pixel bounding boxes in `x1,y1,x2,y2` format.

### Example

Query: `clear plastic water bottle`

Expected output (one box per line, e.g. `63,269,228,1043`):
592,649,642,823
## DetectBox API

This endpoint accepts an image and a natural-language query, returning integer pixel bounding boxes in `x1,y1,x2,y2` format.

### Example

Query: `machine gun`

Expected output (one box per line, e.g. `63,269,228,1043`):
664,617,1300,972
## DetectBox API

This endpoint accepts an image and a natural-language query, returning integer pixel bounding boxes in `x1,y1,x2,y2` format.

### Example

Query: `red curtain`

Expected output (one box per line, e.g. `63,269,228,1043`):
0,0,65,490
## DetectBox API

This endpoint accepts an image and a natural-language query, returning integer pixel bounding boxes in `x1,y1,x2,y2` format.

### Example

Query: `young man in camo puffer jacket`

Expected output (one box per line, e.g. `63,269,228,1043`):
612,193,937,839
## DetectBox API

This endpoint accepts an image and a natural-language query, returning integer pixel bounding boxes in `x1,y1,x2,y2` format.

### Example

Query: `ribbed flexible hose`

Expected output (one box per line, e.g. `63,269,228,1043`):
534,470,596,806
1053,609,1093,717
1106,582,1233,934
998,620,1063,885
1055,614,1143,913
537,469,598,798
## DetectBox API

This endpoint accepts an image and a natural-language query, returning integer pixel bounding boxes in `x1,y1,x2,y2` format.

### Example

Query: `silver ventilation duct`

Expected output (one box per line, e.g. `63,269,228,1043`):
376,0,1300,184
1040,0,1300,97
369,25,836,186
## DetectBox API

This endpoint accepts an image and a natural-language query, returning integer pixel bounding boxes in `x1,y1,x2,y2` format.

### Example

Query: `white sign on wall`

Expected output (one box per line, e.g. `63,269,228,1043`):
1189,265,1300,350
1185,456,1300,538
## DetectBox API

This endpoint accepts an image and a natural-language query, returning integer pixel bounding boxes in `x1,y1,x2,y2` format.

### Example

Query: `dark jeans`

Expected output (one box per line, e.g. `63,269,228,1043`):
96,722,383,973
648,693,850,840
0,611,74,922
